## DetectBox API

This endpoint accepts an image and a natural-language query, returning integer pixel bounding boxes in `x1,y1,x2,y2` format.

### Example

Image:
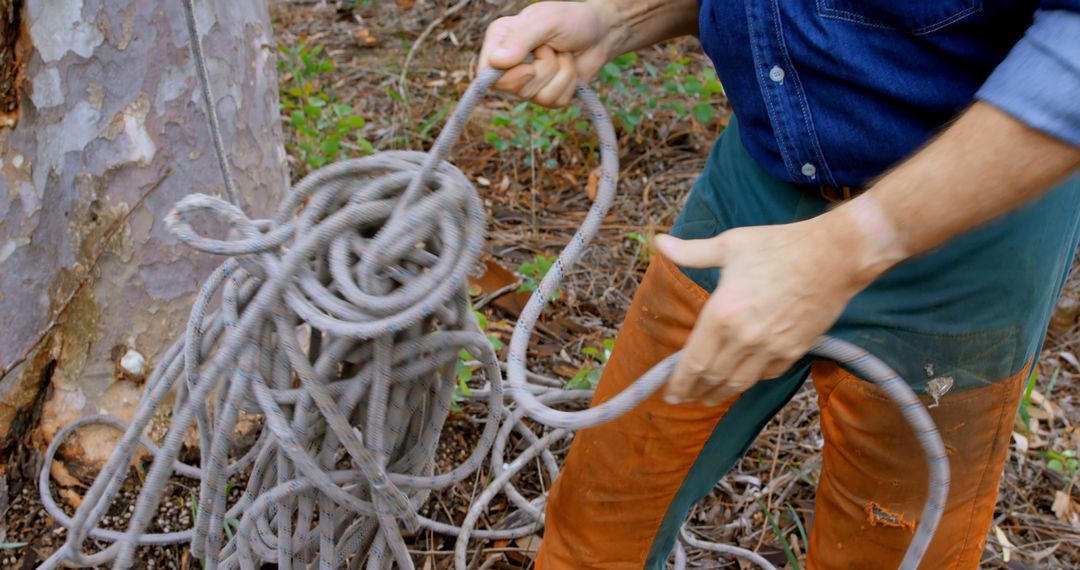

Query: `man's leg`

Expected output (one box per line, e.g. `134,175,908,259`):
805,170,1080,568
537,117,837,568
536,253,810,569
806,360,1027,568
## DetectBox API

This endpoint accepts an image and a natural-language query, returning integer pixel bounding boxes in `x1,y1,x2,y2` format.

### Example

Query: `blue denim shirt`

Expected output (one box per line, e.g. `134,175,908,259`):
697,1,1080,187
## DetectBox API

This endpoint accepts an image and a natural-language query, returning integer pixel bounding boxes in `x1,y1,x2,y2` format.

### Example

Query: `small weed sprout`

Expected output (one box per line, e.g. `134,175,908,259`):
1045,448,1079,479
278,41,373,174
517,254,560,300
626,231,651,262
598,51,725,132
452,309,505,412
483,51,724,164
566,338,615,391
485,103,587,169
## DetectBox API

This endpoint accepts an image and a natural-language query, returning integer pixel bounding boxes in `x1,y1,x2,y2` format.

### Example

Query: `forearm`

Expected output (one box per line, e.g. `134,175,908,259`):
593,0,699,55
829,102,1080,285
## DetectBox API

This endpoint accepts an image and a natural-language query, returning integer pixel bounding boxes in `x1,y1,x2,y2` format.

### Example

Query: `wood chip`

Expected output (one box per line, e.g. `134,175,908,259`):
353,28,378,47
1051,490,1078,524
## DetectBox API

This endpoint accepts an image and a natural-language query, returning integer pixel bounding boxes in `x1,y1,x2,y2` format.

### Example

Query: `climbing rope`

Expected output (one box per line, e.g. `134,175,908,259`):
37,2,948,569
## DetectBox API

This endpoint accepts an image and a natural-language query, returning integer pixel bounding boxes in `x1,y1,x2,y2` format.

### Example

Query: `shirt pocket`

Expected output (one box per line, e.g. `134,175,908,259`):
816,0,982,35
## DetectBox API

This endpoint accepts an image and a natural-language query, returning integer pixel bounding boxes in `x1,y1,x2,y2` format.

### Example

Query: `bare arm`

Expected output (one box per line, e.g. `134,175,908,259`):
602,0,700,55
839,102,1080,283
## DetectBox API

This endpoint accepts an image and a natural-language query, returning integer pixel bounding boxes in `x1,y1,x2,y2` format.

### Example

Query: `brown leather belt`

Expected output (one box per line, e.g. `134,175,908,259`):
817,184,864,203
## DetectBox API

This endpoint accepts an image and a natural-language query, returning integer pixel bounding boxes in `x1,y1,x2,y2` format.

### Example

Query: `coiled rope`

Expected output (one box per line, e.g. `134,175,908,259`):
37,2,948,568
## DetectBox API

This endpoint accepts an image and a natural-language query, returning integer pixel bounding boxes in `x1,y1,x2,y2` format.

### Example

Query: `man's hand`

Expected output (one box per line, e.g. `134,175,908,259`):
478,2,620,107
478,0,699,107
655,208,893,406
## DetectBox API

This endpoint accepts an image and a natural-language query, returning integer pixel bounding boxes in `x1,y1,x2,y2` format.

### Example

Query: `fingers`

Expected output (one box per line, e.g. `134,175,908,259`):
701,351,771,406
664,298,728,404
533,52,578,107
478,3,600,106
655,233,729,269
479,13,557,71
518,46,559,99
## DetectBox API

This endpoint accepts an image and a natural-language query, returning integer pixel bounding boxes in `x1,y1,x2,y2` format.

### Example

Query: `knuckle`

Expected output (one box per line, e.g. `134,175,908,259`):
734,327,763,346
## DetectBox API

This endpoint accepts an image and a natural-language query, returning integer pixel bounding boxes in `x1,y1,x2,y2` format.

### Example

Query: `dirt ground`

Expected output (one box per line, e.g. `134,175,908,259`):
2,1,1078,568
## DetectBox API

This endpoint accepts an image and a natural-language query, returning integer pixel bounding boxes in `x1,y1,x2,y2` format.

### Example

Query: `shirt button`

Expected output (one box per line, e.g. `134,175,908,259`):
769,65,785,83
801,163,817,178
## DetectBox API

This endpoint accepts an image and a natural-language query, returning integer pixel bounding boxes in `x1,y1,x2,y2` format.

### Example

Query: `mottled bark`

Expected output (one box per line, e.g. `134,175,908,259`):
0,0,287,466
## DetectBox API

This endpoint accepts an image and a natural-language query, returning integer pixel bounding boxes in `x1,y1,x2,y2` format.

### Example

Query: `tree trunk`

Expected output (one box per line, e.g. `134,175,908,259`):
0,0,286,469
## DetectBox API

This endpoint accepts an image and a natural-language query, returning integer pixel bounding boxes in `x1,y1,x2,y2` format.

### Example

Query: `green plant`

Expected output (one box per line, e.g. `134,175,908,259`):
566,338,614,391
0,542,28,550
452,309,505,412
278,41,373,173
652,55,725,125
223,517,241,542
626,231,650,262
485,103,588,168
1017,366,1041,431
755,498,802,570
1046,448,1079,479
597,51,725,132
516,254,560,299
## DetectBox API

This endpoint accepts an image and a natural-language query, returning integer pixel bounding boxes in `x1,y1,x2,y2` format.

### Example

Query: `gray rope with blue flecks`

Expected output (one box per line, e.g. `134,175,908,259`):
36,1,948,568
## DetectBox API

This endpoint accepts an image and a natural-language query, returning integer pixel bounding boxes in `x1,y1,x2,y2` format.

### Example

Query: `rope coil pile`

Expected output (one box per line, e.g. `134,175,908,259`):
37,3,949,569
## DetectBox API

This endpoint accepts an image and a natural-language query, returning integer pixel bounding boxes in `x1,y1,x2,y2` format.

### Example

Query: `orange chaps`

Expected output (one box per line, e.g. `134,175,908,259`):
536,255,1027,569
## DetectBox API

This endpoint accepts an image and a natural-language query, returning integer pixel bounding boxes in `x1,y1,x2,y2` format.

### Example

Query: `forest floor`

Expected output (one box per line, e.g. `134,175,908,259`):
3,1,1079,568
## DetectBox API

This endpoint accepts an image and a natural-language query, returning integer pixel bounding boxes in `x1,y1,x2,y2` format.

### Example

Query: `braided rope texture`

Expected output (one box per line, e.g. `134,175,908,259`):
36,4,948,568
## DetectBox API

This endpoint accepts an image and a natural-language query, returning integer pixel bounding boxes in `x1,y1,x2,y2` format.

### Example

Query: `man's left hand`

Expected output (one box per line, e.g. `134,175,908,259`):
654,215,874,406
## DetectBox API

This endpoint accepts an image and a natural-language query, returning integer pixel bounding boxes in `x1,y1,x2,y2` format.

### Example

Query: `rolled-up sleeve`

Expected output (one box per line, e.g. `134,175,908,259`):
975,6,1080,148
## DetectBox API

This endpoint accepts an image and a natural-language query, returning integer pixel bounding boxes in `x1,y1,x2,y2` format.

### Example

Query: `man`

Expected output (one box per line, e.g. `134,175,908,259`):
478,1,1080,568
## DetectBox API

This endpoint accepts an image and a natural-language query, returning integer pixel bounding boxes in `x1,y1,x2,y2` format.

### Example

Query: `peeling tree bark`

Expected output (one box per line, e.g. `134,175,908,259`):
0,0,26,127
0,0,287,467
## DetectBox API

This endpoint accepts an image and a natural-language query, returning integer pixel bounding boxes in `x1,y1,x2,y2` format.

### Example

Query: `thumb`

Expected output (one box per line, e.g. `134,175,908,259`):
485,13,558,69
654,233,728,269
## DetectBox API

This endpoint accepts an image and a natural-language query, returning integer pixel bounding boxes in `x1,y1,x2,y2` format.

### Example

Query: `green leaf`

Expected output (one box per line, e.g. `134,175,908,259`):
491,114,511,127
471,309,489,331
224,518,240,542
1048,458,1065,473
344,115,365,129
565,368,593,391
755,498,802,570
320,139,340,156
693,102,715,124
0,542,29,549
612,52,639,67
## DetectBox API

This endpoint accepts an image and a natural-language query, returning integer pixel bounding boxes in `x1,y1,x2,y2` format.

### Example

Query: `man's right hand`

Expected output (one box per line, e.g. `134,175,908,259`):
478,1,621,107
